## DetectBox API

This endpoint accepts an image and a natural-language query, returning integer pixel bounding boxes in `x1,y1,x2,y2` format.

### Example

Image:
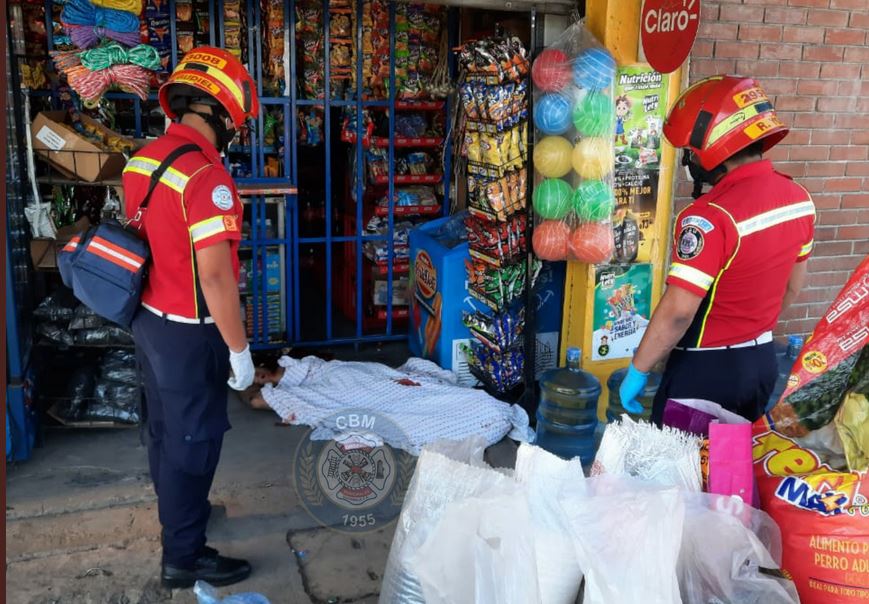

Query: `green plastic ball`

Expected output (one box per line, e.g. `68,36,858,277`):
573,180,615,222
573,92,614,137
533,178,574,220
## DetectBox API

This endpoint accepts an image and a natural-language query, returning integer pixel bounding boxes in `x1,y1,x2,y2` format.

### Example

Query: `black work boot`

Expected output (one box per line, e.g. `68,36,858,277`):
161,546,252,589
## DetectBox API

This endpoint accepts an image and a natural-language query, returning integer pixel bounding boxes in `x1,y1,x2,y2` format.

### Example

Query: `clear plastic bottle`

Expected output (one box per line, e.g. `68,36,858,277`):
768,335,804,410
606,367,661,423
535,347,602,467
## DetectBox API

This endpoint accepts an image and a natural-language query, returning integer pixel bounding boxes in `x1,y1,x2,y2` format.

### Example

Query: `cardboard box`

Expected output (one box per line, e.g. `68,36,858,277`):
31,111,131,182
29,217,91,270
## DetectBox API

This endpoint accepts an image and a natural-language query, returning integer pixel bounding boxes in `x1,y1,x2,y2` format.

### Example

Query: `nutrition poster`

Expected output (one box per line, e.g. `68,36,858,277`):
613,65,669,264
591,263,652,361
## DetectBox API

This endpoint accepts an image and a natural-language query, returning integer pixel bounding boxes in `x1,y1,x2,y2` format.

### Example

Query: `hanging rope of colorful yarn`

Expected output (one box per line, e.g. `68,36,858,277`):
89,0,143,14
79,43,162,71
62,0,140,33
66,24,142,49
66,64,152,105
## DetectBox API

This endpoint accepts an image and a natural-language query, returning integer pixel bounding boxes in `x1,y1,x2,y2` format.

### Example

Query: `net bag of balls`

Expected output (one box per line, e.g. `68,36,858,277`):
531,21,616,264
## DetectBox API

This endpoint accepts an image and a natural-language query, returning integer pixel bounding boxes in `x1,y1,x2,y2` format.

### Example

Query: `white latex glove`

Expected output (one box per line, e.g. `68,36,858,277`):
228,345,255,391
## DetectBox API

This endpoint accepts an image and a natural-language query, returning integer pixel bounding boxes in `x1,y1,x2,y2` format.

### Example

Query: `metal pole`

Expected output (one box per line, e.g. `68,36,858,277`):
522,8,539,416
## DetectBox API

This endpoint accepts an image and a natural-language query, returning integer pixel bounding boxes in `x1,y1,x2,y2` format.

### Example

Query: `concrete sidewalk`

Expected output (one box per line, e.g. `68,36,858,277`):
6,392,394,603
6,341,521,603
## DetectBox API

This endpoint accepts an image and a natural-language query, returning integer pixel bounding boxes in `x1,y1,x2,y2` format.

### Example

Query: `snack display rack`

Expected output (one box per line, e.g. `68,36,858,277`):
8,0,465,348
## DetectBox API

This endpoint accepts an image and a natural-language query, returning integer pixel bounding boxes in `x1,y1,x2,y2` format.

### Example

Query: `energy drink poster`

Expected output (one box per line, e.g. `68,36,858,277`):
613,66,668,264
592,263,652,361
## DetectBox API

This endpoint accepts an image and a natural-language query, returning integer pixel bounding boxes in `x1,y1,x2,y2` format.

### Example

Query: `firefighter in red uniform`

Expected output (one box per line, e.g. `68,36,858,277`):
123,47,258,588
620,76,815,423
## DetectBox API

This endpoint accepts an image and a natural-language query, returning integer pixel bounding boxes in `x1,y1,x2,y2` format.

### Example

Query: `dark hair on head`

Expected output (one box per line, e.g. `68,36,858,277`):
728,141,765,162
252,351,281,371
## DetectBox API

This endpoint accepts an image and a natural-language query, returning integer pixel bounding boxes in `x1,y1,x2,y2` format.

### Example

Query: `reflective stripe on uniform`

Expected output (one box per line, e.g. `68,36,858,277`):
736,201,815,237
189,216,227,244
123,156,192,193
799,239,814,257
669,263,715,291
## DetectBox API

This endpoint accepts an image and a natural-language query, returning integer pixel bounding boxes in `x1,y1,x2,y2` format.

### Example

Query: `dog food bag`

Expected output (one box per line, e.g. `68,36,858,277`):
753,255,869,604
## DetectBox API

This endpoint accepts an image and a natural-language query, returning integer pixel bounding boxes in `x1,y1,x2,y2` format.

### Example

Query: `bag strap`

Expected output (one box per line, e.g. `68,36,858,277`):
132,143,202,227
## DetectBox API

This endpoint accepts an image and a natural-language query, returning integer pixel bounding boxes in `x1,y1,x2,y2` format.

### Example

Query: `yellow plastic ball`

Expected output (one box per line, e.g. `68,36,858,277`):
572,137,613,180
533,136,574,178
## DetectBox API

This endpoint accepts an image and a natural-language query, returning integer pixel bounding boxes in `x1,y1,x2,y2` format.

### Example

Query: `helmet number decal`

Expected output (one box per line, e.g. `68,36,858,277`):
745,115,784,140
677,226,705,260
733,87,768,109
212,185,235,211
183,52,228,70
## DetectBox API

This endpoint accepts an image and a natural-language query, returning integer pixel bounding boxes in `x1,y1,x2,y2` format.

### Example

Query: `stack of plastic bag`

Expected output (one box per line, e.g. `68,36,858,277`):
380,436,799,604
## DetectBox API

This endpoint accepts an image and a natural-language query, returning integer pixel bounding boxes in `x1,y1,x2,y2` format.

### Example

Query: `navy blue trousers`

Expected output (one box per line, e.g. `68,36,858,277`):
651,342,777,426
133,309,231,568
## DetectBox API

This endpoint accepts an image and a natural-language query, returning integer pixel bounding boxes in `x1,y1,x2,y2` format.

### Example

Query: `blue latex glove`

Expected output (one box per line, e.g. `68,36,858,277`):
619,362,648,415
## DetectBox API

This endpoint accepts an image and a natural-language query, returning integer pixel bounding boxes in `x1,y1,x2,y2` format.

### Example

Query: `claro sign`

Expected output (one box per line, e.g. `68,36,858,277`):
640,0,700,74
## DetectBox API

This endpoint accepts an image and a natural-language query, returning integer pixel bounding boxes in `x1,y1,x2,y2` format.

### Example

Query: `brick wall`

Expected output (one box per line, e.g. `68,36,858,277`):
676,0,868,336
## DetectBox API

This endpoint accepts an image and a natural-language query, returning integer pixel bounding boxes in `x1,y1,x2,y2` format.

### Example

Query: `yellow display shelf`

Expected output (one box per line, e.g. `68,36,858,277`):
560,0,685,418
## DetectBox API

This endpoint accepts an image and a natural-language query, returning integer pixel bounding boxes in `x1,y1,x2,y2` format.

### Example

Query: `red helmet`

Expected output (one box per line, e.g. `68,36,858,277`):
663,75,788,170
159,46,259,128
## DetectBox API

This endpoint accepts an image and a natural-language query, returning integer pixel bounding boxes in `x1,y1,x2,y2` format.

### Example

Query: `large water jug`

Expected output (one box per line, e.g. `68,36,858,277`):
606,367,662,423
767,335,803,410
535,347,602,468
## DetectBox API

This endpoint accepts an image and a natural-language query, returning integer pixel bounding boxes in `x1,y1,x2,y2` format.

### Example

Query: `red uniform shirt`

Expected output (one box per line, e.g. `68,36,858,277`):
666,160,815,348
123,123,242,319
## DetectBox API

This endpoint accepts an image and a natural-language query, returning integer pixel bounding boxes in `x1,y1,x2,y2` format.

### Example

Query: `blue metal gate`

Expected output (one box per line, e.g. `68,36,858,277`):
26,0,455,349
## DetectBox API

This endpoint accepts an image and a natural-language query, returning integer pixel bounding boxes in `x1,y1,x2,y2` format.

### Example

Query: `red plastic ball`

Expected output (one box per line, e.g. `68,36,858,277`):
533,220,571,261
568,222,614,264
532,49,572,93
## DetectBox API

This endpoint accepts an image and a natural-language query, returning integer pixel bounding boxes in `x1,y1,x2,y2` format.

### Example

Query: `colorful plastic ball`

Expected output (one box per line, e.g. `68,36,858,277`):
533,220,571,261
572,137,614,180
533,136,574,178
569,222,615,264
533,178,573,220
573,48,616,90
573,180,615,222
532,48,572,92
573,92,614,137
534,94,573,136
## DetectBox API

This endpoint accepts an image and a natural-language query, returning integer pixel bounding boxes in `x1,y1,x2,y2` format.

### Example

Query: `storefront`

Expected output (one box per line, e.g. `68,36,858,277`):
5,0,867,601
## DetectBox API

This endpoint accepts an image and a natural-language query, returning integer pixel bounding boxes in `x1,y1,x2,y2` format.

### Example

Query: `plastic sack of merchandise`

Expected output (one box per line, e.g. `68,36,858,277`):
75,325,135,346
592,415,703,492
561,474,684,604
68,304,106,331
678,493,799,604
33,291,77,322
410,445,585,604
37,322,74,347
753,255,869,604
88,381,140,424
530,20,616,264
100,349,139,386
379,442,517,604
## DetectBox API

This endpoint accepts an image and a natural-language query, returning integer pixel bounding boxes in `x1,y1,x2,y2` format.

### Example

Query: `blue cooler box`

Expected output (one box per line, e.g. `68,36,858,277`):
409,214,477,385
409,214,567,385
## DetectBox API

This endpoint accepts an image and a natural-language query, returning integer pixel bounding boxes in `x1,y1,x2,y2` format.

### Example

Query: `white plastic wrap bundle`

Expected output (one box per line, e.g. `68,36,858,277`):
379,438,798,604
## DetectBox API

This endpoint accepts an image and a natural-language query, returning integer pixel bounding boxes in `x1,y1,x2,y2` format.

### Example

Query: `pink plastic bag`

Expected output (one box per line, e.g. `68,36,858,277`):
708,423,754,505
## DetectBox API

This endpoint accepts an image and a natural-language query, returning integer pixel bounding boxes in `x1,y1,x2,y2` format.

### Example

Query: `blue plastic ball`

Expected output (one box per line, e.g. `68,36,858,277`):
534,94,573,136
573,48,616,90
